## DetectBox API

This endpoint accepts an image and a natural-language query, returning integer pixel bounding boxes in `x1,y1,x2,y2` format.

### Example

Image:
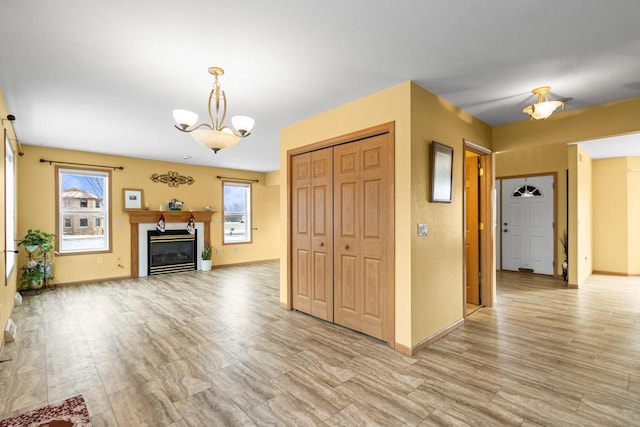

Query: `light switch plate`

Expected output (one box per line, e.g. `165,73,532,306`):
418,223,428,237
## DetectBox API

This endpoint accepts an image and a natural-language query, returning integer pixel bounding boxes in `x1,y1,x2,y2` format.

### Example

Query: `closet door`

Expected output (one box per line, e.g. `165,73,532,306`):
291,148,333,320
334,133,392,342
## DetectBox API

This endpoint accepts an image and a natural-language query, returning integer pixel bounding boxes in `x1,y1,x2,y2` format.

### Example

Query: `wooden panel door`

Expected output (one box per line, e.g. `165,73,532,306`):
465,153,480,305
334,133,392,342
291,149,333,320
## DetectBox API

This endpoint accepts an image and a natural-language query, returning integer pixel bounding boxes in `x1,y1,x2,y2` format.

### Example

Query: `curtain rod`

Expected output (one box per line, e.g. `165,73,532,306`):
216,175,259,183
40,158,124,170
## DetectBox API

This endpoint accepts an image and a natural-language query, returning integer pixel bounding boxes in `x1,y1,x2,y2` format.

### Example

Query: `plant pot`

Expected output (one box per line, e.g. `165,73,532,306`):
24,245,39,254
201,260,212,271
29,280,44,290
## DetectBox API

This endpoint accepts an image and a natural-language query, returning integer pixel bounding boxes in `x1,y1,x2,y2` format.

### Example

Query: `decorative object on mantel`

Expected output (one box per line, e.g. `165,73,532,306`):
150,171,195,187
173,66,255,153
156,213,166,233
123,188,144,210
187,213,196,234
167,198,184,211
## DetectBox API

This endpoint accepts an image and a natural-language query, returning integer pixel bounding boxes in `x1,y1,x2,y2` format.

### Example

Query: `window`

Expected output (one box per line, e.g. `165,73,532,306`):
5,132,16,278
57,167,110,253
512,184,542,198
223,181,252,244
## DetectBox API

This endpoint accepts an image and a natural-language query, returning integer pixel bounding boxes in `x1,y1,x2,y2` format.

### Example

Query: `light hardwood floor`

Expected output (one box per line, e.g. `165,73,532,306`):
1,263,639,426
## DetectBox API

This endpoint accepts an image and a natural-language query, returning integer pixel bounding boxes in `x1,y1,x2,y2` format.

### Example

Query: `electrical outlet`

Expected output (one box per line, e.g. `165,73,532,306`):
97,256,103,265
234,247,239,254
215,247,221,254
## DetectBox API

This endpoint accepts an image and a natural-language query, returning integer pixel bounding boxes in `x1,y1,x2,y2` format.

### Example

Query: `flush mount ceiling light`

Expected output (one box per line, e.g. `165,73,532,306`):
173,67,254,153
522,86,565,120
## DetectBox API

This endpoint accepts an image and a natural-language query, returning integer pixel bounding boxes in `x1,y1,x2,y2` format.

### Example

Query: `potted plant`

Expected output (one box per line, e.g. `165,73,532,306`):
560,230,568,282
201,245,212,271
17,229,55,291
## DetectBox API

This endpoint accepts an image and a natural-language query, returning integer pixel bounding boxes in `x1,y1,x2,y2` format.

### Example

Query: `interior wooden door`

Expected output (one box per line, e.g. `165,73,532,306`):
291,149,333,320
334,133,392,342
465,153,480,305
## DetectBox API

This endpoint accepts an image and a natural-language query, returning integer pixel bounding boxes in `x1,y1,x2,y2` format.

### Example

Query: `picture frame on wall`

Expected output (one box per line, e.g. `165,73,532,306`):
123,188,144,210
430,141,453,203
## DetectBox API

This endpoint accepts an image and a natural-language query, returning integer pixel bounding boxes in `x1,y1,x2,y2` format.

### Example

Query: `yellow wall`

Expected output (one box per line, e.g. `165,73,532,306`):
593,158,628,274
0,89,18,346
17,145,280,284
628,157,640,275
592,156,640,275
572,146,593,285
279,81,491,350
409,84,491,345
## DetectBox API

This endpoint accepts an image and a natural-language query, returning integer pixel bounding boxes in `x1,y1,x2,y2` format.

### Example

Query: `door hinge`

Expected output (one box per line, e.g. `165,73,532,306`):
479,167,484,176
479,222,484,230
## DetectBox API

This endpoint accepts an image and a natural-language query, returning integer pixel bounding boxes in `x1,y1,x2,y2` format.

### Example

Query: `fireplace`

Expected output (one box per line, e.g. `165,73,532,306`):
147,230,197,275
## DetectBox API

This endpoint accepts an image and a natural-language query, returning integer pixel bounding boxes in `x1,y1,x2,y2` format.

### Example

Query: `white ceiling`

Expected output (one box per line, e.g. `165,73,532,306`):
2,1,640,172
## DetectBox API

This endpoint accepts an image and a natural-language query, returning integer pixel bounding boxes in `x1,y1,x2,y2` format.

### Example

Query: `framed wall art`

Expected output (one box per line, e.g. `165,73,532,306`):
123,188,144,210
430,141,453,203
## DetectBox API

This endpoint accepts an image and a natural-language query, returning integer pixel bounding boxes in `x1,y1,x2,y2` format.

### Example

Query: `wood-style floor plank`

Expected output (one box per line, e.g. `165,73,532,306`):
1,264,639,426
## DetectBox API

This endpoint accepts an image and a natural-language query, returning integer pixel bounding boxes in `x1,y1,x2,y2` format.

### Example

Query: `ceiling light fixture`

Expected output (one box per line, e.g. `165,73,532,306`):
522,86,565,120
173,67,254,153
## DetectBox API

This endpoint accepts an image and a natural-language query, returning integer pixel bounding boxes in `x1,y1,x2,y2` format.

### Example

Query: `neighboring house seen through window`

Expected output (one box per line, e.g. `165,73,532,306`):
223,181,252,244
57,167,110,253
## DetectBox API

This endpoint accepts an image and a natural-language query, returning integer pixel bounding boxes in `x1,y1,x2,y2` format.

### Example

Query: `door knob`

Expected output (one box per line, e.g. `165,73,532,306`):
319,242,324,247
344,244,349,250
503,229,508,232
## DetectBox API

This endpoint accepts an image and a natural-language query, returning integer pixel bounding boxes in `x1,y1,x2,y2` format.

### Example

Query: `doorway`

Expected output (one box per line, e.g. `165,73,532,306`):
463,140,494,314
500,174,556,275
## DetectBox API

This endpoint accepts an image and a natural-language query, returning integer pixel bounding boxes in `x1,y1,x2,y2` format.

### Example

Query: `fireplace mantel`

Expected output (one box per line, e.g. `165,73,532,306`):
127,210,214,277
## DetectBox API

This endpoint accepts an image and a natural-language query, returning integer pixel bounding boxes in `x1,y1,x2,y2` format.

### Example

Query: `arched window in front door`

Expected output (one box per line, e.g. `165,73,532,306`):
512,184,542,198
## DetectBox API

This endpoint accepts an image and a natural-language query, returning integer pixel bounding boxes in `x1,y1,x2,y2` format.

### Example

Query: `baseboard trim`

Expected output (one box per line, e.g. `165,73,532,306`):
55,275,132,287
395,318,465,356
212,258,280,269
592,270,635,277
54,259,281,287
567,282,579,289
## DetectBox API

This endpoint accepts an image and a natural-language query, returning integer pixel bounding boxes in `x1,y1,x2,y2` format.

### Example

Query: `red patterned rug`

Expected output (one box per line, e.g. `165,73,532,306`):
0,395,91,427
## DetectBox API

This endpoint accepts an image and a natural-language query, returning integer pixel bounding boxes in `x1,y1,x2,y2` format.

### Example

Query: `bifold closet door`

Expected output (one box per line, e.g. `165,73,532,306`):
333,133,392,342
291,148,333,321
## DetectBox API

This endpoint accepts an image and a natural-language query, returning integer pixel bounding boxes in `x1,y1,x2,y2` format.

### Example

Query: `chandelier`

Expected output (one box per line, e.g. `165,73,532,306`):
522,86,565,120
173,67,254,153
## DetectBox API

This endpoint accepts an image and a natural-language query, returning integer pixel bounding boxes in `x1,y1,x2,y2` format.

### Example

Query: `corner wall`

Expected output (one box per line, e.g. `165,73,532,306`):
279,81,492,351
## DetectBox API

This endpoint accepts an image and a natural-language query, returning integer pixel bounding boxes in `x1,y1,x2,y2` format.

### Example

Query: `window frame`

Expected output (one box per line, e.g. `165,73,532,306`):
5,130,16,279
55,166,112,255
222,180,252,245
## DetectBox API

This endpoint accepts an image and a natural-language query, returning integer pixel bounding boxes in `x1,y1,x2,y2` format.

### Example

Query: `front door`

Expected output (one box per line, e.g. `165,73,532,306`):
501,175,555,275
